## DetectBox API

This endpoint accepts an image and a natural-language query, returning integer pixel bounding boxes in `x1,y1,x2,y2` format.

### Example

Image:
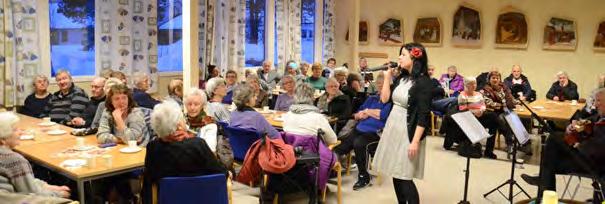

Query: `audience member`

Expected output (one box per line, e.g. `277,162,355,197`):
334,67,349,89
283,60,305,83
300,62,310,77
205,77,232,123
439,65,464,97
132,72,160,109
274,75,296,111
343,73,367,113
481,71,518,158
316,77,352,132
109,71,127,85
573,74,605,120
91,78,124,131
246,75,269,108
71,77,106,127
20,75,51,118
257,60,281,91
0,112,70,198
184,89,218,152
223,70,239,104
546,71,579,101
42,70,90,125
166,78,183,107
476,67,498,91
322,58,337,78
305,62,328,90
100,69,114,79
229,84,280,138
97,84,149,146
283,83,337,144
333,73,392,190
428,65,445,101
359,57,377,94
503,65,534,101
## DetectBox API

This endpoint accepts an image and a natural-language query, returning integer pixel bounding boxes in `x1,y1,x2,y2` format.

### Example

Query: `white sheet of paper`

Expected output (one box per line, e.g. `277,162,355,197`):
451,111,491,144
503,111,530,145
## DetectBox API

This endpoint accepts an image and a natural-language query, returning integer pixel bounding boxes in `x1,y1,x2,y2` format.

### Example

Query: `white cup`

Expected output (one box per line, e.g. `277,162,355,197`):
314,89,320,96
541,190,558,204
128,140,137,148
85,155,97,168
102,155,113,167
263,106,270,112
571,100,578,105
275,85,281,91
76,138,85,147
43,117,51,123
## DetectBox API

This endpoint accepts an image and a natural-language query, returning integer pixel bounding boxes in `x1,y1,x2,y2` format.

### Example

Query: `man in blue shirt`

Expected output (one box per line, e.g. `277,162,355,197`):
333,73,392,190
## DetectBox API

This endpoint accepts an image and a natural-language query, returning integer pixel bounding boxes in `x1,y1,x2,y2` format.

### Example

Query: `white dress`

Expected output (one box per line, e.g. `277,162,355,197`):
372,79,427,180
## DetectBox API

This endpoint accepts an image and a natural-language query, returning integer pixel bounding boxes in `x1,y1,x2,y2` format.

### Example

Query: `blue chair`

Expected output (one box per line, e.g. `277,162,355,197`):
217,122,263,162
153,174,231,204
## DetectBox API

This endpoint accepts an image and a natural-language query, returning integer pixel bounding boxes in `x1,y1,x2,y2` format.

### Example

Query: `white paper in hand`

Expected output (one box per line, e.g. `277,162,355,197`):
451,111,491,144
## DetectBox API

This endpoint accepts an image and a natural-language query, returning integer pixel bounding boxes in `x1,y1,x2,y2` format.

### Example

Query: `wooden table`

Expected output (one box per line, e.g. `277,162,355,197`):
15,114,74,146
260,110,337,128
514,99,585,121
13,114,146,204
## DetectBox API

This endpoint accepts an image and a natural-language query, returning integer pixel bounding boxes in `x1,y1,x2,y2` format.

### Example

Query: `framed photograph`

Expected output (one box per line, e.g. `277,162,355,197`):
345,21,370,45
593,20,605,52
21,17,36,32
452,5,482,47
543,17,577,51
495,11,528,49
413,17,441,47
119,0,128,5
134,1,143,13
378,18,403,46
101,20,111,33
119,36,130,45
147,17,157,26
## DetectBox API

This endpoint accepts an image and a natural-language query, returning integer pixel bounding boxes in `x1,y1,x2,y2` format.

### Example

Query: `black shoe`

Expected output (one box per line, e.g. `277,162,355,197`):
352,175,371,191
520,143,533,156
521,174,540,186
483,151,497,159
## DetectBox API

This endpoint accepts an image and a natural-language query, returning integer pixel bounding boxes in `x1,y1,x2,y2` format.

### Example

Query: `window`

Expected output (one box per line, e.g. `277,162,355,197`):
301,0,315,63
157,0,183,72
245,0,266,67
49,0,95,77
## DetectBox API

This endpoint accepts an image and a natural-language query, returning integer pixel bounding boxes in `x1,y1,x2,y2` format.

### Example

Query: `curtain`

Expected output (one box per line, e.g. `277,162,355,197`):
275,0,301,74
322,0,335,64
199,0,208,80
211,0,245,76
96,0,158,92
0,0,41,107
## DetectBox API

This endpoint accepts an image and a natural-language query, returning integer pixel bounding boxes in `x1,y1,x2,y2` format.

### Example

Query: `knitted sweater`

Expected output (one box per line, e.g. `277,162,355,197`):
0,146,61,197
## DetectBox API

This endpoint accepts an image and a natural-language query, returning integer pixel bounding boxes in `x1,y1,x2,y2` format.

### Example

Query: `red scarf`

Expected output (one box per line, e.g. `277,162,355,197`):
160,130,194,143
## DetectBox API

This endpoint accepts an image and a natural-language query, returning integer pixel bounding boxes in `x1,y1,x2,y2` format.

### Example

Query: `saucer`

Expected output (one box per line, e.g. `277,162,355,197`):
273,116,284,122
120,146,142,153
20,135,34,140
47,129,67,135
38,122,56,127
61,159,86,168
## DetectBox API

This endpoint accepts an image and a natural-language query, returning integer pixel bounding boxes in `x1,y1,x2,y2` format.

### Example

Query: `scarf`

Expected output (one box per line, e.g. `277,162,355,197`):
160,130,194,143
289,104,320,114
186,111,214,131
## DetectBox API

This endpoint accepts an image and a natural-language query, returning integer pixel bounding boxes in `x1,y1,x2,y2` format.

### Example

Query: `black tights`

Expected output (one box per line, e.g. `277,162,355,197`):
393,178,419,204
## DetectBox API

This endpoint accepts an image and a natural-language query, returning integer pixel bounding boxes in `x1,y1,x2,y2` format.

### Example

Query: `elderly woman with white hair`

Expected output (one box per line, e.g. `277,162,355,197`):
184,88,218,152
0,112,70,198
274,75,296,111
166,78,184,107
132,72,160,109
143,101,227,203
316,77,352,132
546,71,579,101
229,84,280,138
205,77,231,123
246,74,269,108
20,75,51,118
283,83,337,144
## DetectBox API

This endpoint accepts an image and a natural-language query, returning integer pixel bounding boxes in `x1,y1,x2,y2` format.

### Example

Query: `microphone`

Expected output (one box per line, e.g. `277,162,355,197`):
364,61,398,72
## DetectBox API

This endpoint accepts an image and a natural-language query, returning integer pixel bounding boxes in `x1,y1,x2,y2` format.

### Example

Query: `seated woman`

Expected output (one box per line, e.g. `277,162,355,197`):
90,78,124,131
165,79,184,107
342,73,367,113
132,72,160,109
546,71,579,101
20,75,51,118
184,89,218,152
274,75,296,111
332,73,392,190
97,84,149,146
283,83,337,145
481,71,518,158
283,60,306,83
439,65,464,97
205,77,232,123
0,112,70,198
246,75,269,108
222,70,239,104
305,63,328,90
144,101,227,203
316,77,352,133
229,84,280,139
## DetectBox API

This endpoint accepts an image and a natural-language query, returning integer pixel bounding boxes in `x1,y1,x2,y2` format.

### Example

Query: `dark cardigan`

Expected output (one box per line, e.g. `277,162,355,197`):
390,75,433,142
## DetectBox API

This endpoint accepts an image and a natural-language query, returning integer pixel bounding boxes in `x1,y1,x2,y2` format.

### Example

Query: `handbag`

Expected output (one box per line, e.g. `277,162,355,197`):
258,136,296,174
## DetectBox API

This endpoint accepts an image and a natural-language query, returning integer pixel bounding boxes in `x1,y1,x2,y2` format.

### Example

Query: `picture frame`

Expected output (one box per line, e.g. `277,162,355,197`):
378,18,403,46
147,17,157,26
413,17,441,47
495,8,528,49
345,20,370,45
593,20,605,52
452,4,482,48
119,0,128,5
543,17,577,51
134,1,143,13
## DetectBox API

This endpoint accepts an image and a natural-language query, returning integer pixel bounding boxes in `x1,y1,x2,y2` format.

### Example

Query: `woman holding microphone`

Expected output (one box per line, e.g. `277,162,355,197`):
372,42,432,204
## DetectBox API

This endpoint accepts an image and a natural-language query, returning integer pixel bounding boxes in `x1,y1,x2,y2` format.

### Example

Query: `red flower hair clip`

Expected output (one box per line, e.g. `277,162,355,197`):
410,47,423,59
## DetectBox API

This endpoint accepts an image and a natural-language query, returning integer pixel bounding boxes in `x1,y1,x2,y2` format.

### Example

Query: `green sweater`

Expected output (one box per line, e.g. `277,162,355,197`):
305,76,327,90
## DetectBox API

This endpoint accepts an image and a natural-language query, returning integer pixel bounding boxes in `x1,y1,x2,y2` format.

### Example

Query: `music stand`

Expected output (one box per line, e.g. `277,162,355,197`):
451,111,491,204
483,110,531,203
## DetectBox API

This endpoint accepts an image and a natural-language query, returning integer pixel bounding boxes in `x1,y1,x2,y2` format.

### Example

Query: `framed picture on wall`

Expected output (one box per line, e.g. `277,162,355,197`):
594,20,605,51
451,5,481,48
345,20,370,45
495,9,528,49
378,18,403,46
413,17,441,47
543,17,577,51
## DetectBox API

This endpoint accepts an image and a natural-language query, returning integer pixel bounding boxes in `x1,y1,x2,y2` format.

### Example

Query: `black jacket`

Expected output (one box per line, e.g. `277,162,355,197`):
390,76,433,142
503,74,533,99
546,80,579,101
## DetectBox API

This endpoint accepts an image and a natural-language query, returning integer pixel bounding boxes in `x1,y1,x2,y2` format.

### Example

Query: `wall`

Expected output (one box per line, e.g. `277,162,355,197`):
335,0,605,98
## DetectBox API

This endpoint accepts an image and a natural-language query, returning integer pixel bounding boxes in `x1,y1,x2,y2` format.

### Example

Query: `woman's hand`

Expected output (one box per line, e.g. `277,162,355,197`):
112,108,124,119
408,141,419,159
48,185,70,198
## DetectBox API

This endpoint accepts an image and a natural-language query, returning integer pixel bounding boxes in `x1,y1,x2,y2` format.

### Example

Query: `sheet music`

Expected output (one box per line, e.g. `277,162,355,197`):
451,111,491,144
503,110,530,145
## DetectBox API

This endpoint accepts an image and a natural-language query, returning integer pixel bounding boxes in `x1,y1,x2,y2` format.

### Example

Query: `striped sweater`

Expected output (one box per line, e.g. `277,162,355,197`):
0,146,61,197
42,84,90,125
457,91,486,112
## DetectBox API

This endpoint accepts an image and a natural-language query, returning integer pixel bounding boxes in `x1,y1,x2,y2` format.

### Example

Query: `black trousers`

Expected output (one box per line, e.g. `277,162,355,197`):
333,129,380,177
482,111,514,153
442,111,496,151
541,133,590,191
393,178,419,204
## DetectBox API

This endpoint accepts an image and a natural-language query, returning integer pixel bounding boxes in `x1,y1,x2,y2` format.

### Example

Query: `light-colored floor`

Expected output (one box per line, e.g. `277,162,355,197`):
231,136,596,203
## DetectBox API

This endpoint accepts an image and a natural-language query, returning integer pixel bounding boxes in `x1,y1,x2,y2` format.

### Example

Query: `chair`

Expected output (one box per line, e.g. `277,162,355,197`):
152,174,232,204
218,122,263,162
560,173,604,201
431,111,444,136
366,141,382,185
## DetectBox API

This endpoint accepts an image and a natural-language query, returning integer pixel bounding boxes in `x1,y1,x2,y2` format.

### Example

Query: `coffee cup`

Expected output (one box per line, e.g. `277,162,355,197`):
128,140,138,148
43,117,51,123
102,155,113,167
263,106,270,112
542,190,558,204
275,85,281,91
84,155,96,168
76,137,85,147
571,100,578,105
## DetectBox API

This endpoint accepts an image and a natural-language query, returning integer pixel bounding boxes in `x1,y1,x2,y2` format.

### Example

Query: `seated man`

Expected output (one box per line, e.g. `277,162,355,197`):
42,70,90,126
132,72,160,109
257,60,281,92
504,65,534,102
546,71,579,101
333,73,391,190
522,88,605,198
71,77,106,127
